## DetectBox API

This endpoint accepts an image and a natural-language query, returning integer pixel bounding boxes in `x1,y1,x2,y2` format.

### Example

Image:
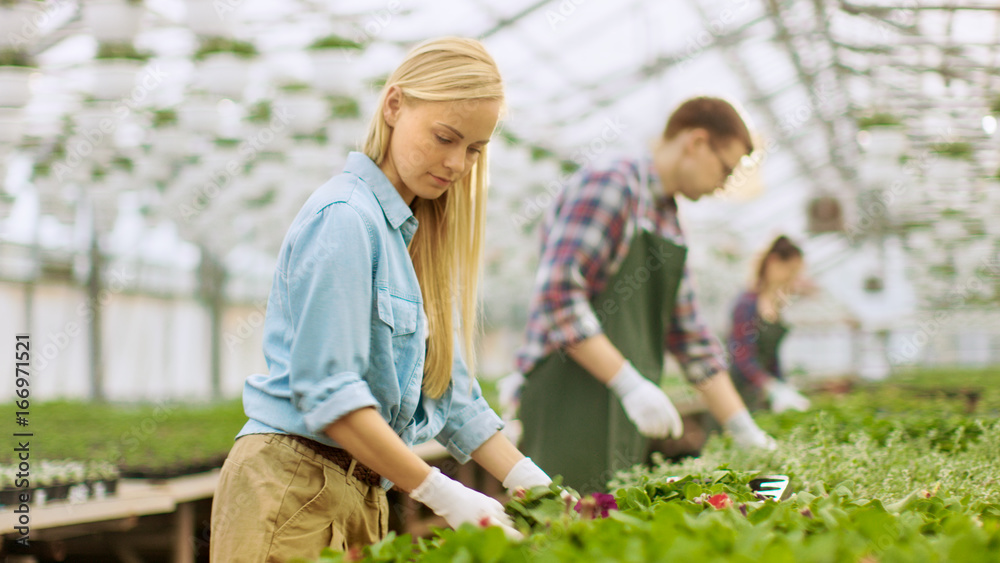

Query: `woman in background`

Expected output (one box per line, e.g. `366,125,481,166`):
728,235,812,413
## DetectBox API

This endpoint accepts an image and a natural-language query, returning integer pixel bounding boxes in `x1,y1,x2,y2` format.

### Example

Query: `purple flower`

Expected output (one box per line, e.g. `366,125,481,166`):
574,493,618,519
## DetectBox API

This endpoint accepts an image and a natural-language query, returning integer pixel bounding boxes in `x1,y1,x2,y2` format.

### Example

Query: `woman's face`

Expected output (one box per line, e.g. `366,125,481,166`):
764,255,804,289
381,88,501,204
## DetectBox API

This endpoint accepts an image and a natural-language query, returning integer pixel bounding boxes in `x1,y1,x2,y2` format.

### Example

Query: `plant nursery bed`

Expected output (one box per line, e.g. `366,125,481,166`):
0,399,247,478
298,370,1000,563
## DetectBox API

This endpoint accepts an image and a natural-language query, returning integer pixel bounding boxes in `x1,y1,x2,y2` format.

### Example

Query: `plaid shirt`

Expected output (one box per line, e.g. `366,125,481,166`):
515,154,726,384
728,290,782,388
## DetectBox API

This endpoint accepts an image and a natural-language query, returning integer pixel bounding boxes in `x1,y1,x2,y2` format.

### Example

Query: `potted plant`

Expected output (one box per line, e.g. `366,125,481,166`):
193,37,257,98
82,0,144,42
0,470,19,506
307,34,363,95
92,41,150,101
87,460,120,498
0,48,35,107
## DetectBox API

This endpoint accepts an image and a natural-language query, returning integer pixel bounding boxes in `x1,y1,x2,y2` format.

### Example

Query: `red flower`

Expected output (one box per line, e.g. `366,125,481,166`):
478,516,492,528
707,493,732,510
574,493,618,519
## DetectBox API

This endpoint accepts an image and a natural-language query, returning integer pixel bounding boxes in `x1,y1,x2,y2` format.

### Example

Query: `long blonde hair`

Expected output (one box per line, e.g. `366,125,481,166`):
363,37,504,398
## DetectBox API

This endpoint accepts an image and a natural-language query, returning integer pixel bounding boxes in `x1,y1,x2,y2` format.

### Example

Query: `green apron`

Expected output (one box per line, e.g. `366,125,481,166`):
733,314,789,412
519,229,687,492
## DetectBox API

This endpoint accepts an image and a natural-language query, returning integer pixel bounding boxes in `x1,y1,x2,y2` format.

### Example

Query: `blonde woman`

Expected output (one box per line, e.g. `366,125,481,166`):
210,37,552,560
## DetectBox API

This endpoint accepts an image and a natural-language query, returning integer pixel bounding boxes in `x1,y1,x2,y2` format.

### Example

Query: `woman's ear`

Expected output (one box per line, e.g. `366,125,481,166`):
383,85,403,127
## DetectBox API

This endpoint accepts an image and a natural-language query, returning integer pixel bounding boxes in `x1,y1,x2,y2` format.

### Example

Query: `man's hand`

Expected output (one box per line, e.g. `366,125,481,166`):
608,361,683,439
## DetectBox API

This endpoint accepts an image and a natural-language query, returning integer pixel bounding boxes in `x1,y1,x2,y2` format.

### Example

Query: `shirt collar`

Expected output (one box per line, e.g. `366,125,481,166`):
343,151,415,231
641,153,678,212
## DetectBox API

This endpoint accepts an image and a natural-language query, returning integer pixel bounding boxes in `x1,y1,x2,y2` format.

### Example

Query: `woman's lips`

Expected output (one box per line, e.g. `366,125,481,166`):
430,174,451,187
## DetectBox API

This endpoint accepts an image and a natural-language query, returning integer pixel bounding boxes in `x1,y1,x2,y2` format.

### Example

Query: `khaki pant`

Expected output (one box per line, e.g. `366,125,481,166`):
210,434,389,562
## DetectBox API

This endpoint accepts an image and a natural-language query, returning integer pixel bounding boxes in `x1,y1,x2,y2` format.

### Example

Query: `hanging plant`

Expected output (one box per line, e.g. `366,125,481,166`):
279,82,311,93
213,137,240,149
0,48,32,66
930,142,974,161
308,34,363,50
151,108,178,128
111,155,133,172
856,112,902,129
95,41,151,61
246,100,272,123
329,95,360,119
194,37,258,61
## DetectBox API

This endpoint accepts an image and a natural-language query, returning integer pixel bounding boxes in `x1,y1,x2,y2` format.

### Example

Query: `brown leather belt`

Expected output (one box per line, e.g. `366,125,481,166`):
286,435,382,487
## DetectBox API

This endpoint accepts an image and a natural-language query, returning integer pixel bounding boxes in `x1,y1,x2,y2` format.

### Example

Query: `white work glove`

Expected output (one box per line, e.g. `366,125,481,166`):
725,409,777,450
607,360,683,439
409,467,522,540
766,380,811,413
503,457,577,505
502,457,552,493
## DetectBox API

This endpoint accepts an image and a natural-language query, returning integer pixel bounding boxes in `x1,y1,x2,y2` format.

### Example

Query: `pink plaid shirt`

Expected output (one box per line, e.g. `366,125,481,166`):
515,155,726,384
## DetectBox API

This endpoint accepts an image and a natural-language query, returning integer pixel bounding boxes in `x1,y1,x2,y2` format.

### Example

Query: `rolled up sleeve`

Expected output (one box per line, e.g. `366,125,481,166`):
435,335,503,463
286,203,380,435
527,170,634,356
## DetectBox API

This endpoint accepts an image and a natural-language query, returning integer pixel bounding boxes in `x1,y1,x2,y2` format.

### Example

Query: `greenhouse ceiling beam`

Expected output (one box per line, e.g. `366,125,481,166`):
532,14,768,130
764,0,857,191
692,0,844,200
840,1,1000,13
479,0,558,38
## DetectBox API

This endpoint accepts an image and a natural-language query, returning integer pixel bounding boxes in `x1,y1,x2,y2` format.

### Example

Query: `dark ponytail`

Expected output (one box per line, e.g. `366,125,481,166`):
756,235,803,287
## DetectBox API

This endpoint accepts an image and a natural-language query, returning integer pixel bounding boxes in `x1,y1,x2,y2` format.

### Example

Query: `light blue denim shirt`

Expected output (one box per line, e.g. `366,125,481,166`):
239,152,503,489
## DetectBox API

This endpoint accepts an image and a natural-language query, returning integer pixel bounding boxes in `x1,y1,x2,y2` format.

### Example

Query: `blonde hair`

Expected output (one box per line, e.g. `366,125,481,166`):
363,37,504,398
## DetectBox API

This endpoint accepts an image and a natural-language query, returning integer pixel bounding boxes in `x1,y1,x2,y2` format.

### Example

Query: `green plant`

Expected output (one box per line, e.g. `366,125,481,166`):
0,48,33,66
151,108,178,128
308,34,363,50
990,96,1000,116
857,112,902,129
329,95,360,119
111,155,133,172
96,42,151,61
214,137,240,149
194,37,258,61
246,100,272,123
930,141,974,160
278,82,311,93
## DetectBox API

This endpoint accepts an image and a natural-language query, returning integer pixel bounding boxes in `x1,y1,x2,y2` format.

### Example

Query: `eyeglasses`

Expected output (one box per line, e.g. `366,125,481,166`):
709,143,739,180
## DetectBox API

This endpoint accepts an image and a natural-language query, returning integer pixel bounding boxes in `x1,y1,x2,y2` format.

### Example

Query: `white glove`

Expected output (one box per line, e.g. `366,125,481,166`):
607,361,683,439
725,409,777,451
502,457,552,493
767,380,811,413
410,467,522,540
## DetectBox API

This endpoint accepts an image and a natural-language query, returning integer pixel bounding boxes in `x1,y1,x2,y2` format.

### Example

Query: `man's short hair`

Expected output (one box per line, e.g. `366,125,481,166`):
663,97,753,155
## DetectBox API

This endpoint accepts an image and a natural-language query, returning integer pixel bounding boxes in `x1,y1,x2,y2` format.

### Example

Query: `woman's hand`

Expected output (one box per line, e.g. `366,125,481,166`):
410,468,522,540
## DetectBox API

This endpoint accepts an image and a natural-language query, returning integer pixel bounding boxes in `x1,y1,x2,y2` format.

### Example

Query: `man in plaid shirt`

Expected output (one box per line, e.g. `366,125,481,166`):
509,98,775,491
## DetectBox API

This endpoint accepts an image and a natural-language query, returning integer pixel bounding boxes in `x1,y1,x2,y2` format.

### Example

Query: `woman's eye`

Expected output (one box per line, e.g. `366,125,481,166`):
436,135,451,144
467,146,482,155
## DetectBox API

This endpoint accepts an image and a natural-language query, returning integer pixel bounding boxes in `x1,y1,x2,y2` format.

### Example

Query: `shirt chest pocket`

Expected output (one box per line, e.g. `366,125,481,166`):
376,288,419,336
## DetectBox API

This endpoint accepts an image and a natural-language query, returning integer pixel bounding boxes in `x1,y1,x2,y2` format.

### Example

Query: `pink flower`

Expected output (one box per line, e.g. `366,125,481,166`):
478,516,492,528
512,487,527,499
574,493,618,519
707,493,732,510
